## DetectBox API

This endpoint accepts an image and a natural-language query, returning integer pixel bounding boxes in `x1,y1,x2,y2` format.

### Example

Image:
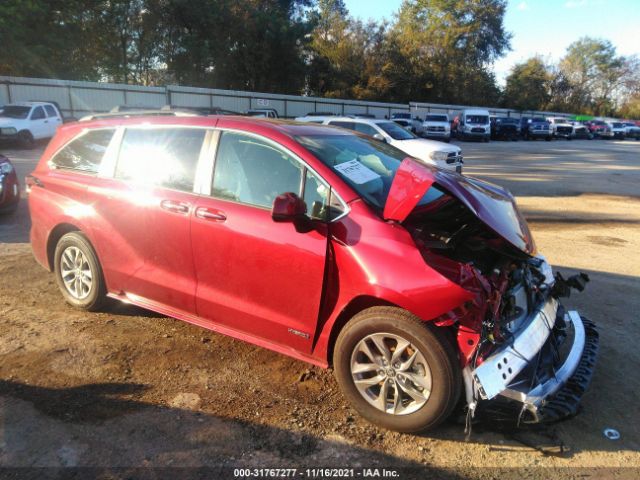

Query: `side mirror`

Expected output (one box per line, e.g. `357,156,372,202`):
372,133,386,142
272,192,307,222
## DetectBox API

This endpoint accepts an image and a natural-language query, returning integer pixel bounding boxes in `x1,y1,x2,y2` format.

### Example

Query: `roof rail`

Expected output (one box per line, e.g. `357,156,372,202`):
79,109,197,122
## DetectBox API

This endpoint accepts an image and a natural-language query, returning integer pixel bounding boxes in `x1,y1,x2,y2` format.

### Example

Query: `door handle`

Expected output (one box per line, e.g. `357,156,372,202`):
160,199,190,214
195,207,226,221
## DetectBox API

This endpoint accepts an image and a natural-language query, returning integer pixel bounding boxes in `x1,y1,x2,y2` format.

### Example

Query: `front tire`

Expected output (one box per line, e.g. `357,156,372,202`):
18,130,34,149
333,307,461,433
54,232,107,311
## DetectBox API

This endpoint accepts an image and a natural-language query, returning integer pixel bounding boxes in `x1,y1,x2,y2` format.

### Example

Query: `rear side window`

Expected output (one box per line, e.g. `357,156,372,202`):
31,107,45,120
44,105,58,117
50,129,115,173
116,128,206,192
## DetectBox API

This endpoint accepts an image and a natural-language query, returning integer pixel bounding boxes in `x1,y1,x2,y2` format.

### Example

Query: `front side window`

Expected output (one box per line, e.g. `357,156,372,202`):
116,127,206,192
31,107,45,120
51,129,115,173
212,131,304,209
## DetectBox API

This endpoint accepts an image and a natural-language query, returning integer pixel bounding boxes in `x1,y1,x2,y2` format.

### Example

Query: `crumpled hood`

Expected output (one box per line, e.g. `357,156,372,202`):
383,158,535,255
392,138,459,163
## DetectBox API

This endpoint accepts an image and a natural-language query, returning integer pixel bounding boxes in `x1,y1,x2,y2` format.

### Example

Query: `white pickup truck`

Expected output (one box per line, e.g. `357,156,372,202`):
422,113,451,142
0,102,63,148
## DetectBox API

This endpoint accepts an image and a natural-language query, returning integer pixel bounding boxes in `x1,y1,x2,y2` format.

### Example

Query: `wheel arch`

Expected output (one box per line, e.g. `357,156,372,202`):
46,223,82,270
324,295,399,367
323,295,460,368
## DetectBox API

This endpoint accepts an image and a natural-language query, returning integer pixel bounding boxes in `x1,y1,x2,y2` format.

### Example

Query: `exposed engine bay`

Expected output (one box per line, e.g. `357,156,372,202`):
404,185,599,429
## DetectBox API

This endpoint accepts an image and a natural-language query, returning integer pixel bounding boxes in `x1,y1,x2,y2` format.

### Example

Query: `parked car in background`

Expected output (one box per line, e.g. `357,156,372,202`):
602,121,626,139
247,108,279,118
422,113,451,142
584,120,609,138
622,121,640,140
490,117,519,141
27,114,598,433
0,101,63,148
31,100,77,123
570,122,593,139
301,116,463,172
547,117,574,140
391,112,424,135
519,117,552,141
453,109,490,142
0,154,20,214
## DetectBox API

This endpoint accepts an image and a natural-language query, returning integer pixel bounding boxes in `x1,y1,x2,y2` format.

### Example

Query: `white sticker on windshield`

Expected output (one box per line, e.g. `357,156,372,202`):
334,160,380,184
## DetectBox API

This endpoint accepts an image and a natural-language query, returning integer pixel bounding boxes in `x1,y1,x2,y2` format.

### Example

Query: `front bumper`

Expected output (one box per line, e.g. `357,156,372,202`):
423,130,450,138
529,129,550,136
471,299,598,424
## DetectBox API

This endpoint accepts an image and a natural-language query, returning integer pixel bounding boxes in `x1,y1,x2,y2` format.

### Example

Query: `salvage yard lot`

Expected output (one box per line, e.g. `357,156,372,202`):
1,138,639,478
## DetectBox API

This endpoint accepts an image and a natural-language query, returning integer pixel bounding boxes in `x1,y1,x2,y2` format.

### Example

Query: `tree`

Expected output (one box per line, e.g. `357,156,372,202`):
504,57,551,111
386,0,511,103
559,37,630,115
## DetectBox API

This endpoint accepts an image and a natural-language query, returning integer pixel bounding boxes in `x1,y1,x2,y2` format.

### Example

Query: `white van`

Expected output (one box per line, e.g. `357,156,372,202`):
455,109,490,142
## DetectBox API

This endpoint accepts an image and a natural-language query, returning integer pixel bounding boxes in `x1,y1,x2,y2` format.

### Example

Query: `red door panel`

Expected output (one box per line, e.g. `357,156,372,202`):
86,178,197,313
191,196,327,352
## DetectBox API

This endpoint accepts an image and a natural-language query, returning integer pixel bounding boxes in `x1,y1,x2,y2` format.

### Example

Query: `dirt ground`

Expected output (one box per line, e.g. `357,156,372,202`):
1,138,639,479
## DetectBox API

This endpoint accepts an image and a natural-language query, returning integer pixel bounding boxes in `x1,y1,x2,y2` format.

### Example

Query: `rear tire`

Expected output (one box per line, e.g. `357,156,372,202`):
54,232,107,311
333,307,461,433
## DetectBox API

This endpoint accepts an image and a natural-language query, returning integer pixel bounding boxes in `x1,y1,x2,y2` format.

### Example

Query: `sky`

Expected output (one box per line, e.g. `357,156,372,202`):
343,0,640,84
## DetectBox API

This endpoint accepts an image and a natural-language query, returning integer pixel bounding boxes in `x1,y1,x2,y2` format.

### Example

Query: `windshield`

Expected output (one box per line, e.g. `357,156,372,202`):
378,121,416,140
466,115,488,124
496,117,517,123
0,105,31,119
531,117,547,123
296,133,438,211
426,115,448,122
392,113,411,119
611,122,623,128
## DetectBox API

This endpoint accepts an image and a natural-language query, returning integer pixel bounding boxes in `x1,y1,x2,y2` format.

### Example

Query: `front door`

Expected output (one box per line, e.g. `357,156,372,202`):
29,106,48,139
191,129,330,352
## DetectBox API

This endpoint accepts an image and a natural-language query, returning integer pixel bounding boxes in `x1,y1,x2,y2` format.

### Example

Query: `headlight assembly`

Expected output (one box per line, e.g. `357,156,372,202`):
429,151,449,161
0,162,13,174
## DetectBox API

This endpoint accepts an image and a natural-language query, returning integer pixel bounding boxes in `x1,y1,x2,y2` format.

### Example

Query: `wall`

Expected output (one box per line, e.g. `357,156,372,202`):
0,75,569,120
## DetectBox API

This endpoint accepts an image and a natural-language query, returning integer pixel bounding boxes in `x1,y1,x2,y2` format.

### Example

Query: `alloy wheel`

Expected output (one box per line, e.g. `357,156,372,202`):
60,246,93,300
350,332,432,415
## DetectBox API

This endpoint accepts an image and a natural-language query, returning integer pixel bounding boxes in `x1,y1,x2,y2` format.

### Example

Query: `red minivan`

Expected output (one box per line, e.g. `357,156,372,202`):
27,114,598,432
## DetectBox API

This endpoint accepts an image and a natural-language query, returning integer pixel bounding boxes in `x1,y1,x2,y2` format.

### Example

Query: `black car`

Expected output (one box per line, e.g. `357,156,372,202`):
490,117,519,140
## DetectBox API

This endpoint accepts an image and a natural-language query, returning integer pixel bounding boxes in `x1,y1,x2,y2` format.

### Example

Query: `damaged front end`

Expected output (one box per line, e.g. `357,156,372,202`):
386,159,599,427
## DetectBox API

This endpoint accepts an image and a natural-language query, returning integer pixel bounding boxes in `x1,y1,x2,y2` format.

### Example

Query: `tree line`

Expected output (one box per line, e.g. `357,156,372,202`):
1,0,637,117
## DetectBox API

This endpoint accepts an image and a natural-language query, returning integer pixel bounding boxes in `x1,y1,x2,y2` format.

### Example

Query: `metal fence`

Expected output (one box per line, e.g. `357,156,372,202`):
0,75,570,120
0,76,410,119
